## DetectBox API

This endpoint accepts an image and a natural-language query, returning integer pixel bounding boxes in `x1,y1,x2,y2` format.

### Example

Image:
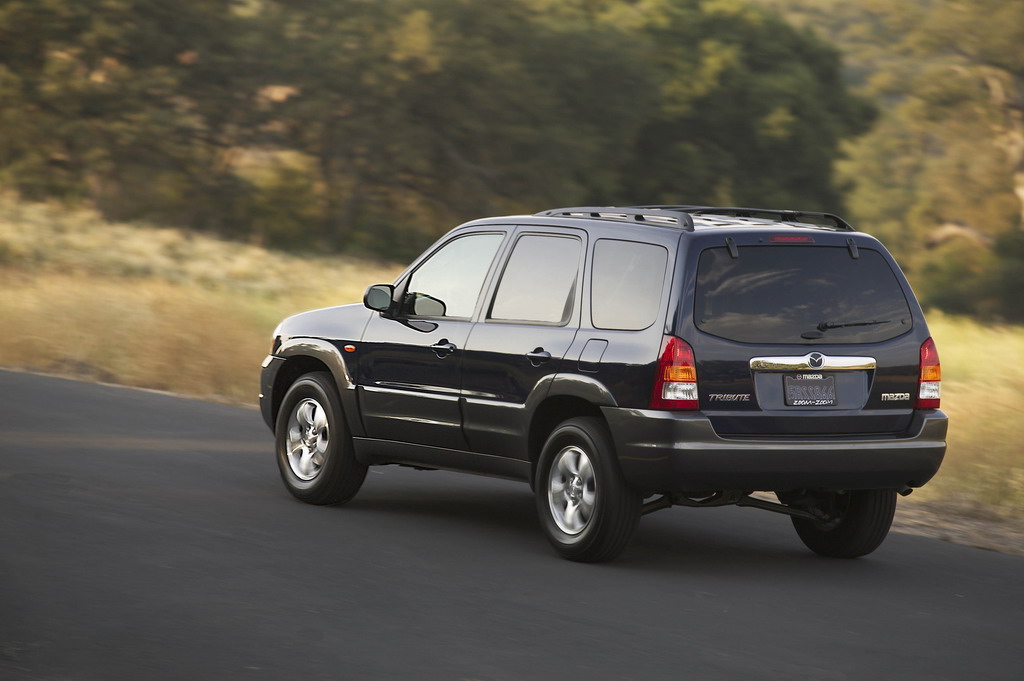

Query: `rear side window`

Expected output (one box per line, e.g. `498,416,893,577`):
490,234,581,324
694,246,913,344
591,239,668,330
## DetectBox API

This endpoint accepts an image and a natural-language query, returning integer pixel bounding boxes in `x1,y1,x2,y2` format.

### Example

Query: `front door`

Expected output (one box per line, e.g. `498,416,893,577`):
358,231,507,450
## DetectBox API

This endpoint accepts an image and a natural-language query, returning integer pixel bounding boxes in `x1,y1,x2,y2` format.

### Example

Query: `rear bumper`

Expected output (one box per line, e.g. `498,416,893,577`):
604,407,948,493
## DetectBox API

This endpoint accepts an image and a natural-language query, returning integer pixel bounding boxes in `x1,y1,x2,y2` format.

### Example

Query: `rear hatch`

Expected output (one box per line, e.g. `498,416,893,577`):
685,237,921,436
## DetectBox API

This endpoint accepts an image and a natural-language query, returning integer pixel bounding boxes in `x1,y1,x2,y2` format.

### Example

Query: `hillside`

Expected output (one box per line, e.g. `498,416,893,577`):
0,198,1020,536
0,196,401,402
752,0,1024,320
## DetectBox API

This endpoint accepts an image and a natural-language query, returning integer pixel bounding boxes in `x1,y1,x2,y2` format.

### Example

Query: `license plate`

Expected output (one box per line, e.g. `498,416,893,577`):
784,373,836,407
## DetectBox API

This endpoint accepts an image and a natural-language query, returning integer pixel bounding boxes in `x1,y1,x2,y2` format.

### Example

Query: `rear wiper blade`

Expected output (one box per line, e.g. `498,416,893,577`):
817,319,891,332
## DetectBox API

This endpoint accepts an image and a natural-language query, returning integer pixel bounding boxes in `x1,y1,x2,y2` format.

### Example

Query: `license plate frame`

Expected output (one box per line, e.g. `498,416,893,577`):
784,373,837,407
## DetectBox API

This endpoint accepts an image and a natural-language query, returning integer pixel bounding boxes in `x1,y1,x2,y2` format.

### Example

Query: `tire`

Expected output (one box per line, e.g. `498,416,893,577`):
275,372,367,505
791,489,897,558
535,417,642,563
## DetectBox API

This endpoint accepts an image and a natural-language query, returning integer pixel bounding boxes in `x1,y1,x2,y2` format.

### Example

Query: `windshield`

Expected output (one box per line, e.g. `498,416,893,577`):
694,245,913,344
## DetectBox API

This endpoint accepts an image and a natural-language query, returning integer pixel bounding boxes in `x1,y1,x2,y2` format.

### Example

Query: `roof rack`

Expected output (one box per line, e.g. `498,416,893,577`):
634,205,855,232
537,205,855,232
536,206,695,231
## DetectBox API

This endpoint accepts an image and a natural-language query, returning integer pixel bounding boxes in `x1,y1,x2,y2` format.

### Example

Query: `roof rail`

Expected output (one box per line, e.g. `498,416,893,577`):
635,205,855,232
536,206,695,231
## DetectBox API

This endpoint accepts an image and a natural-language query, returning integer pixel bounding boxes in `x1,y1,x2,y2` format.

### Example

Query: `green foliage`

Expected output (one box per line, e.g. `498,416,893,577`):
0,0,872,255
0,0,267,233
754,0,1024,321
917,240,992,317
246,155,323,250
984,230,1024,323
611,0,874,208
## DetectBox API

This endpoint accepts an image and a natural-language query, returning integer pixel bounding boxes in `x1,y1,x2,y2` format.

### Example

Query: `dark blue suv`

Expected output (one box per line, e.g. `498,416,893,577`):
260,206,948,562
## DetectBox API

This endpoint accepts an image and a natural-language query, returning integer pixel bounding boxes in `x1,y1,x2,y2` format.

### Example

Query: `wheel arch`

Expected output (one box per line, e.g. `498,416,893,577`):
528,397,606,485
527,375,618,475
271,338,363,436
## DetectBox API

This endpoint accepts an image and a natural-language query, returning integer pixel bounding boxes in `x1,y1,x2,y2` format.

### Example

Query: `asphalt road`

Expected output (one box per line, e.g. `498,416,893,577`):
1,370,1021,681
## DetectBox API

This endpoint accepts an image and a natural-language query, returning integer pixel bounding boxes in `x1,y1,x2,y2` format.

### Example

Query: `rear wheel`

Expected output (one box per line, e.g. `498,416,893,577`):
535,417,641,562
791,489,897,558
276,372,367,505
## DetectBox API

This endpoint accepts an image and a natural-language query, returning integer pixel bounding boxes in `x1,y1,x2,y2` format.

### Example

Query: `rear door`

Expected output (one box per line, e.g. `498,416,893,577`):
460,229,585,459
685,237,920,436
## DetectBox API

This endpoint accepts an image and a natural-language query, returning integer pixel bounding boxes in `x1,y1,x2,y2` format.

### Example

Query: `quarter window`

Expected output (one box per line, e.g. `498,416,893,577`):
490,234,581,324
591,239,668,330
402,233,504,318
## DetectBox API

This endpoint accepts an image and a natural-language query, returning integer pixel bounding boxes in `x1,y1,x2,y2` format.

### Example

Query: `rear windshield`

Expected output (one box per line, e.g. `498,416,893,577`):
694,245,913,344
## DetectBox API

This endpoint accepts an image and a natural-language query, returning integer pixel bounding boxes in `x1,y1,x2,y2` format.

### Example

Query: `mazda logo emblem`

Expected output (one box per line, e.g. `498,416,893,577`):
808,352,824,369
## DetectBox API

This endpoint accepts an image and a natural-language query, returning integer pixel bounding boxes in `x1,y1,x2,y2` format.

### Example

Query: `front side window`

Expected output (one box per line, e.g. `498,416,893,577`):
489,234,582,324
402,232,504,318
694,245,913,344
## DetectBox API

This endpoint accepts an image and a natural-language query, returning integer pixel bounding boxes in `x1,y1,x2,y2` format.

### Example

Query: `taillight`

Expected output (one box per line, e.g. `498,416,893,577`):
916,337,941,408
650,336,699,410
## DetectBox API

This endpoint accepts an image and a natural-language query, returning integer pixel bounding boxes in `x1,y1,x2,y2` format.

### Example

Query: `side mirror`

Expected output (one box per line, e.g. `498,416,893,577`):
363,284,395,313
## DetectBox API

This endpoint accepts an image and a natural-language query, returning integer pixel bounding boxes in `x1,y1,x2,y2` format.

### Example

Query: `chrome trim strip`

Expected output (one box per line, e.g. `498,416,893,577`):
462,392,514,402
364,384,461,399
749,353,876,372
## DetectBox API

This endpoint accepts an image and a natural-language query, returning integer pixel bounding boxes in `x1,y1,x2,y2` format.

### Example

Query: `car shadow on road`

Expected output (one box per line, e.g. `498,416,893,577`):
616,510,929,583
339,469,542,538
324,468,923,577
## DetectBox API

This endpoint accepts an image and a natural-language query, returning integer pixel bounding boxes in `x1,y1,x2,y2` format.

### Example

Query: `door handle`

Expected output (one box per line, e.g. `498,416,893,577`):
526,348,552,366
430,340,457,358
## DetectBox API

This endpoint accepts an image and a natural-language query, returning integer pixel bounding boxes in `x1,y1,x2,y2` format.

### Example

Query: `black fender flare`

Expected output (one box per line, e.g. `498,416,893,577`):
522,373,618,485
543,373,618,408
276,338,364,437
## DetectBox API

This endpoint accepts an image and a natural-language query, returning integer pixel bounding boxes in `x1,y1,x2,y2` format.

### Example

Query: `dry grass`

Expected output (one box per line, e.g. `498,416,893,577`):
0,196,401,403
0,271,274,402
0,197,1021,517
0,196,398,303
912,312,1024,518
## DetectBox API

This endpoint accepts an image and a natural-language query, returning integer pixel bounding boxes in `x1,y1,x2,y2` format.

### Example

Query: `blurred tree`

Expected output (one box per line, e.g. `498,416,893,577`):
606,0,874,209
255,0,656,249
902,0,1024,226
754,0,1024,321
0,0,264,234
0,0,873,260
254,0,868,248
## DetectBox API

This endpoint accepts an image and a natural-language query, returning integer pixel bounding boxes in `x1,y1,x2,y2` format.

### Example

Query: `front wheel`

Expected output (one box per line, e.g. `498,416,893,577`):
275,372,367,505
791,489,897,558
535,417,641,563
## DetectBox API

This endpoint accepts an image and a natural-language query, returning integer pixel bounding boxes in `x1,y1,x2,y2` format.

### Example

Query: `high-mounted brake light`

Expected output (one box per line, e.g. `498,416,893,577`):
650,336,699,410
916,337,941,408
770,235,814,243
